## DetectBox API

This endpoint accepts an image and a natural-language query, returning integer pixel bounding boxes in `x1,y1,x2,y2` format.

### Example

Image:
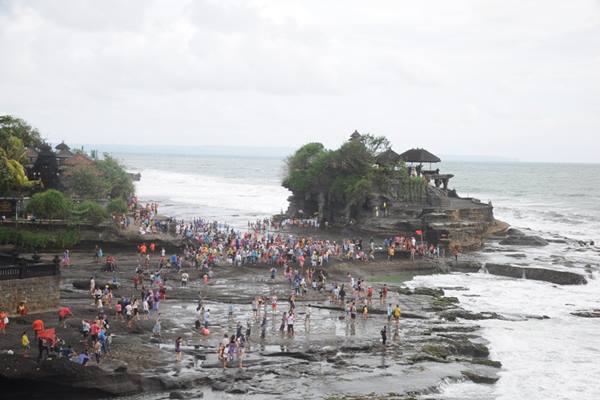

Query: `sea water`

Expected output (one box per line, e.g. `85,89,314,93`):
119,152,600,399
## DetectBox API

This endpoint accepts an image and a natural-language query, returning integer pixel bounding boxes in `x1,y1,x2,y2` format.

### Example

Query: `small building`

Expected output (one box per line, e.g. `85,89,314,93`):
55,142,73,166
349,130,361,141
375,148,402,168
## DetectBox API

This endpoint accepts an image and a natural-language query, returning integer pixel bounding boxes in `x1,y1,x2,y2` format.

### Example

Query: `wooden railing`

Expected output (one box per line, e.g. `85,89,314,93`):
0,263,60,280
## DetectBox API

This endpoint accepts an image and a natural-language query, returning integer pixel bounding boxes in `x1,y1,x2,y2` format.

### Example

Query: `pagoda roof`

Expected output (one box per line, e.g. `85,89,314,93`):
375,148,402,165
398,148,441,163
56,148,73,158
55,141,71,151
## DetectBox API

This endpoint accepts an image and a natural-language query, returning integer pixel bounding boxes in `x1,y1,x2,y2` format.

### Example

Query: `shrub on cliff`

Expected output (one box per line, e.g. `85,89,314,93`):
0,227,79,249
65,165,110,199
107,198,128,214
283,134,403,220
95,155,135,201
71,200,109,224
26,189,71,220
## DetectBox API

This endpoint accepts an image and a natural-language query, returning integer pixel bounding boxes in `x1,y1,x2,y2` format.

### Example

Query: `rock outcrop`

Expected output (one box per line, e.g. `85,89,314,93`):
485,263,587,285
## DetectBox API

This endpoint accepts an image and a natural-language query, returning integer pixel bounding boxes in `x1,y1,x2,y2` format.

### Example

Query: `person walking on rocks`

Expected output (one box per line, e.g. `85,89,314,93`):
381,325,387,346
181,271,189,287
175,336,182,362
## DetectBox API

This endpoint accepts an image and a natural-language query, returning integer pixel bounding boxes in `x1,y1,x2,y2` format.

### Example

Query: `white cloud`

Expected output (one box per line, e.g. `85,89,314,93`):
0,0,599,162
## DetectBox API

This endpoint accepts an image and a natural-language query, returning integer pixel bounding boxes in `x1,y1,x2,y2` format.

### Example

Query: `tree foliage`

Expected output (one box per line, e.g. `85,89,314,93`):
71,200,108,224
107,198,128,214
0,130,39,195
26,189,71,219
0,115,43,149
283,133,418,220
95,154,134,200
66,165,109,199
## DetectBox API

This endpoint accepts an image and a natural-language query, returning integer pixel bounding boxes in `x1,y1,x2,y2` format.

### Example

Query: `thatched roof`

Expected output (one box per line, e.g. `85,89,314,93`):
375,149,401,166
398,148,441,163
56,148,73,159
63,153,93,167
55,141,70,151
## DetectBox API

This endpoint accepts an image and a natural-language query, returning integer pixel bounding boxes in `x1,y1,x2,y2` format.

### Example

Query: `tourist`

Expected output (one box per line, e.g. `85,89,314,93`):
0,311,7,334
62,249,70,267
77,350,90,366
152,315,161,337
261,314,267,339
237,333,246,368
279,312,287,332
381,325,387,346
93,339,102,363
286,311,295,336
392,304,402,325
32,319,44,338
203,308,210,328
21,331,30,356
175,336,182,362
181,271,189,287
16,301,28,316
58,306,73,328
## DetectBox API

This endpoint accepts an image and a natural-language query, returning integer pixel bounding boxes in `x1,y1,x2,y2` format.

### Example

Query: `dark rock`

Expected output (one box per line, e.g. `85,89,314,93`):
462,370,499,384
506,228,525,236
226,383,249,394
169,392,185,399
72,280,119,290
440,309,503,321
499,235,548,246
414,287,445,297
451,339,490,358
398,287,444,297
571,311,600,318
470,359,502,368
451,261,482,272
485,263,587,285
260,351,318,362
505,253,527,259
422,344,450,359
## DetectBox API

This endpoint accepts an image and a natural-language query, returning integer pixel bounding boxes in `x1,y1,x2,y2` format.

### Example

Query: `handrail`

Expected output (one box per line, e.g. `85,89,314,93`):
0,263,60,280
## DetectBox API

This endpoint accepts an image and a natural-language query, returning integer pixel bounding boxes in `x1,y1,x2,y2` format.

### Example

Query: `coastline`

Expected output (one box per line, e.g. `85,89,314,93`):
0,221,505,399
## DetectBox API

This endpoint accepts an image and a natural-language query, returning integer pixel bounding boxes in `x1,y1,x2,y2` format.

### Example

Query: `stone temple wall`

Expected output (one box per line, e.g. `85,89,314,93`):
0,275,60,314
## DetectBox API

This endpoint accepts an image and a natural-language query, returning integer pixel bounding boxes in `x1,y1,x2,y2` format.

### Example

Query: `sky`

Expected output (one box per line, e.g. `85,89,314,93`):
0,0,599,163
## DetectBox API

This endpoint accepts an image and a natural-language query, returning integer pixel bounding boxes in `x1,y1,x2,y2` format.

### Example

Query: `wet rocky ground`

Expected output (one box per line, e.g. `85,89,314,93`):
1,247,503,400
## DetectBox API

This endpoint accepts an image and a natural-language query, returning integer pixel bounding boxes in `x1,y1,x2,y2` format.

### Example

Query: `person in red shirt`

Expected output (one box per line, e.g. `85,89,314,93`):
58,307,73,328
0,311,7,333
32,319,44,338
150,242,156,254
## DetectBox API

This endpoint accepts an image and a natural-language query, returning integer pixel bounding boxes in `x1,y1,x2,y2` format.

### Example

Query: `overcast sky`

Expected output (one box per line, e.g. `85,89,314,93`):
1,0,599,162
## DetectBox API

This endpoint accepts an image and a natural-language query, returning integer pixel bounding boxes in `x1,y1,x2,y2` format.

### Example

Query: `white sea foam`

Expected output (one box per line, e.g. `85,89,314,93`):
408,273,600,400
121,153,600,399
134,167,290,227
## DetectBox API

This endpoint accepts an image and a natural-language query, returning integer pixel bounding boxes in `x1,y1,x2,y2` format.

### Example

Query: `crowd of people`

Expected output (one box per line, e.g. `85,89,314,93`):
0,198,456,372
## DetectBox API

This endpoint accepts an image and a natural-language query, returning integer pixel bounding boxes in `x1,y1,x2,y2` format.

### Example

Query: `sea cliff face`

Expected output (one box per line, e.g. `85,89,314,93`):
285,186,500,250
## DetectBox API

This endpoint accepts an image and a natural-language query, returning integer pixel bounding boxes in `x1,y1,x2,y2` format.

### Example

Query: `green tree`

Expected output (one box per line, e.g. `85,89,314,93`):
0,133,39,195
72,200,108,224
0,115,43,149
95,155,134,200
26,189,71,219
66,165,109,199
107,198,128,214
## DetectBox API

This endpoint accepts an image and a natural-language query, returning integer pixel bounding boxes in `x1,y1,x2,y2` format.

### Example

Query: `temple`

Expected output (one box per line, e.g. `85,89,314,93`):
284,131,500,249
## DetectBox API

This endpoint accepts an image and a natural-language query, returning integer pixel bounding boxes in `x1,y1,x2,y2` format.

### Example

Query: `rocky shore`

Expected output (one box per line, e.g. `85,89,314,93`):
1,244,506,400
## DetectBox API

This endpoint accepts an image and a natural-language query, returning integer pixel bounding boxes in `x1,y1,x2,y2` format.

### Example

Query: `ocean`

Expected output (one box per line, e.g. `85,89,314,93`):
119,152,600,400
